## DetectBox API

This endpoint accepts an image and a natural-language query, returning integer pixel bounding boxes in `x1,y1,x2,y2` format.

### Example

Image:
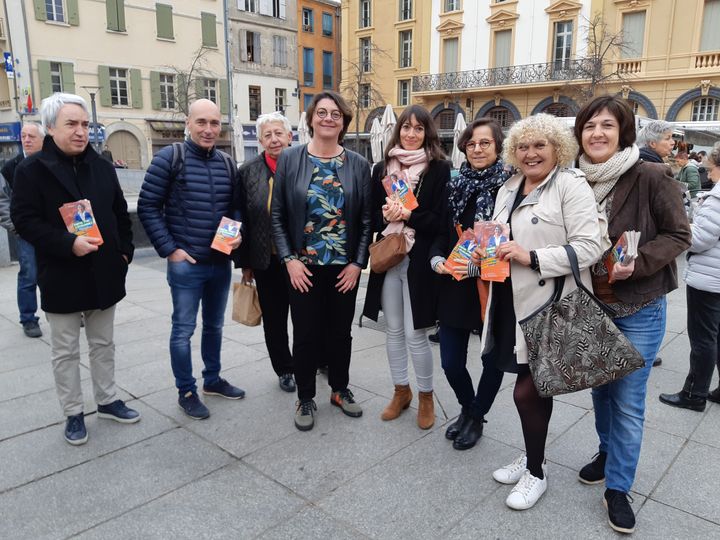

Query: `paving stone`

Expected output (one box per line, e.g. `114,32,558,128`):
655,331,692,375
112,315,171,346
0,339,51,373
0,361,90,403
635,499,720,537
112,303,164,326
644,367,706,438
258,505,371,540
691,402,720,449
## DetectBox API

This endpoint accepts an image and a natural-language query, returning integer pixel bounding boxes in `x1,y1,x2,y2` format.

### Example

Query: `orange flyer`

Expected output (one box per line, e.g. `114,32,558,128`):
381,172,419,211
211,217,242,254
58,199,104,245
475,221,510,282
445,229,478,281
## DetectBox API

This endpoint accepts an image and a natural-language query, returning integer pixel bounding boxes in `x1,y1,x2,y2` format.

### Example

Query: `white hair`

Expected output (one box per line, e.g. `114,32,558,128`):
40,92,89,129
255,111,292,138
22,121,46,137
637,120,674,147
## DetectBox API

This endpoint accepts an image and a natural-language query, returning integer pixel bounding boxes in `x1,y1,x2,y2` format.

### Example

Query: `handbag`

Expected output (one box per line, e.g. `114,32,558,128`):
232,281,262,326
518,245,645,398
369,232,407,273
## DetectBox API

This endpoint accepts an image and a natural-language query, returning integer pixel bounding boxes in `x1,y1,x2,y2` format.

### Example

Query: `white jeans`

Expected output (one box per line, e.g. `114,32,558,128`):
380,257,433,392
46,306,117,416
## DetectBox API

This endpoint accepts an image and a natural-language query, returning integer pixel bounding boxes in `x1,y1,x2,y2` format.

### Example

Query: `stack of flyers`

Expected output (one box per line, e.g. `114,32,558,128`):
604,230,641,280
381,171,418,210
445,228,478,281
58,199,104,244
211,217,242,254
474,221,511,282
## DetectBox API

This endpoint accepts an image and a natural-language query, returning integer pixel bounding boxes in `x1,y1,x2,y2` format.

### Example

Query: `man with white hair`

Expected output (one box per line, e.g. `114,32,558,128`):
0,122,45,337
11,93,139,445
234,112,295,392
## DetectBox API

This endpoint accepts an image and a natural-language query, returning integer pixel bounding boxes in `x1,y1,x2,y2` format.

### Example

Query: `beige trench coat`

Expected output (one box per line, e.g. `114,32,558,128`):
480,167,603,365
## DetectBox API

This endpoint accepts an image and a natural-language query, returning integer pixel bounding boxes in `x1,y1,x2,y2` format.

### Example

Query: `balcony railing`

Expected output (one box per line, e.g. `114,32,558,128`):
412,59,599,92
695,51,720,69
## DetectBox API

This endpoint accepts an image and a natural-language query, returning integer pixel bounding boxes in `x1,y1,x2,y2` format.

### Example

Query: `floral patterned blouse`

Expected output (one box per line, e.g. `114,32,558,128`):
299,151,348,265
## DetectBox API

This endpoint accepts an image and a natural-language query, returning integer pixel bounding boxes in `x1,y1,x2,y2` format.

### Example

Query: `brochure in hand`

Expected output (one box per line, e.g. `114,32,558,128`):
475,221,511,282
604,230,641,280
58,199,104,245
445,228,478,281
211,217,242,254
382,171,419,211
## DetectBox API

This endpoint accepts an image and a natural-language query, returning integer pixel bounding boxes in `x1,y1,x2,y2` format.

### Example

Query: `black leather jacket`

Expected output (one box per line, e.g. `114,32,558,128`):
271,144,372,268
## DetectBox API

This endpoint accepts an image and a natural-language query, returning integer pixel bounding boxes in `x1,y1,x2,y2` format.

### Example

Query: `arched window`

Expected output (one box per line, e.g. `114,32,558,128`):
542,102,570,117
486,106,513,128
434,108,456,130
364,107,384,132
626,99,640,115
691,97,719,121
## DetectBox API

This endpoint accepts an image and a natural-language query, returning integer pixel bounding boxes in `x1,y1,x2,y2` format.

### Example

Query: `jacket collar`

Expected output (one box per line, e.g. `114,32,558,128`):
185,137,216,159
501,166,559,215
36,136,98,200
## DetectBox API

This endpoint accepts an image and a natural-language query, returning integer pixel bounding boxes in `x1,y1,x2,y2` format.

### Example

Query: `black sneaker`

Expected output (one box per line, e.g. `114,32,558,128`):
202,378,246,400
708,387,720,404
97,399,141,423
295,399,317,431
178,391,210,419
64,413,88,445
279,373,296,393
579,451,607,484
22,321,42,338
604,489,635,534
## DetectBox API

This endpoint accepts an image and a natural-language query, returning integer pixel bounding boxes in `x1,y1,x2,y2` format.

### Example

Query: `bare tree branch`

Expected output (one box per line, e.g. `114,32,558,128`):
163,46,220,118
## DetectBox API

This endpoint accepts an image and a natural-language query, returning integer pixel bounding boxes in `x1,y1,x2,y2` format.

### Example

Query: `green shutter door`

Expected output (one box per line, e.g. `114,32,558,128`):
61,62,76,93
98,66,111,107
67,0,79,25
33,0,47,21
218,79,229,115
150,71,161,110
201,13,217,47
37,60,52,99
106,0,118,30
156,4,174,39
117,0,126,31
130,69,143,108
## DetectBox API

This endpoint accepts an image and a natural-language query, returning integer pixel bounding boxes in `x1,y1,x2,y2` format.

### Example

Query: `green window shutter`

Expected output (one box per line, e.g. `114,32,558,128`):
37,60,52,99
130,69,143,108
177,73,188,113
150,71,161,110
98,66,111,107
106,0,118,30
33,0,47,21
218,79,229,115
67,0,79,26
195,78,204,101
201,12,217,47
156,3,174,39
61,62,75,93
117,0,126,32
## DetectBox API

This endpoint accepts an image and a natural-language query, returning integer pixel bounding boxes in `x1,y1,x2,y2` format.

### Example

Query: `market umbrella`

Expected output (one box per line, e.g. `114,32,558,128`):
380,104,397,153
451,113,468,169
233,115,245,164
370,118,383,163
298,111,310,144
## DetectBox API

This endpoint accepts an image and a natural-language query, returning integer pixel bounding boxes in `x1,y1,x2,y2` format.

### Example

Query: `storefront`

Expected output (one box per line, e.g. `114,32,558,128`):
0,122,21,167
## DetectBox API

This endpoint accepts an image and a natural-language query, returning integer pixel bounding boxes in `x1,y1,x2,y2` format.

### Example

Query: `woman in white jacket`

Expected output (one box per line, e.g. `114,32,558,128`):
660,141,720,410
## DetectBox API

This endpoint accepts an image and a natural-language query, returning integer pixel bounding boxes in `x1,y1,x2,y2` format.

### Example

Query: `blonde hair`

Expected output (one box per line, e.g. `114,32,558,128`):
503,113,578,169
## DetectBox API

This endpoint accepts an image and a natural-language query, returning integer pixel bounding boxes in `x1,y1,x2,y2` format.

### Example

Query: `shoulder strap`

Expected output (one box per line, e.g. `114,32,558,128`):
170,142,185,180
217,150,236,182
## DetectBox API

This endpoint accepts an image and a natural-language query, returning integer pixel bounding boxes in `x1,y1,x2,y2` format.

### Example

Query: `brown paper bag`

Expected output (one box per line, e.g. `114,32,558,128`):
232,282,262,326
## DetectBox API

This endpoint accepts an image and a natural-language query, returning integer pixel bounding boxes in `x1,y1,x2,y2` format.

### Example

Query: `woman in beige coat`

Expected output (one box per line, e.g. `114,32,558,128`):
479,114,603,510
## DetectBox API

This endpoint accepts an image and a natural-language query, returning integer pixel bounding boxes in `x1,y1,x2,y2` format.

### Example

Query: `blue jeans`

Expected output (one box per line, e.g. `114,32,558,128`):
17,237,39,325
591,296,667,493
167,259,231,395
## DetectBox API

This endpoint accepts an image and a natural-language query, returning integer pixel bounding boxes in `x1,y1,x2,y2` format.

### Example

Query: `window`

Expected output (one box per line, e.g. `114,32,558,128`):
246,31,261,63
360,84,371,108
543,102,570,117
322,12,333,36
49,62,64,93
692,97,719,121
275,88,286,112
435,109,455,130
359,0,371,28
204,79,217,103
107,0,126,32
399,0,412,20
700,0,720,51
627,100,640,114
486,106,512,128
360,38,372,72
322,52,333,89
444,0,460,13
156,3,173,40
46,0,65,22
621,11,646,58
239,0,257,12
443,38,458,73
273,35,288,66
302,8,313,32
553,21,573,70
494,30,512,67
398,79,410,106
272,0,286,19
399,30,412,68
249,85,261,120
109,67,129,106
201,12,217,47
159,73,175,110
303,47,314,86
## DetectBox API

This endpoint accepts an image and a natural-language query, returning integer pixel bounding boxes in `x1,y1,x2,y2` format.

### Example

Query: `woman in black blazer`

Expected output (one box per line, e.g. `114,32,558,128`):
362,105,449,430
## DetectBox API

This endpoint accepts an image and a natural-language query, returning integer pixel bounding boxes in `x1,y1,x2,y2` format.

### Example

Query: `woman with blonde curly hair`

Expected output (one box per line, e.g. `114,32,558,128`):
480,113,603,510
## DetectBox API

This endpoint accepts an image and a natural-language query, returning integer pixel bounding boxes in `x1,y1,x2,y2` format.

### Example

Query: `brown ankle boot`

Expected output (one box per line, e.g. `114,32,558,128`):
417,390,435,430
381,385,412,421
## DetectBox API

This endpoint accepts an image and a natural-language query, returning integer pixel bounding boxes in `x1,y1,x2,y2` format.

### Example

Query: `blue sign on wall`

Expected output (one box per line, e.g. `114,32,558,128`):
0,122,21,142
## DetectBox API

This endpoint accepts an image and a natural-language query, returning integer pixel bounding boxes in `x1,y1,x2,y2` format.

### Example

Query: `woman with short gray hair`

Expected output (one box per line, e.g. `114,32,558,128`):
637,120,675,163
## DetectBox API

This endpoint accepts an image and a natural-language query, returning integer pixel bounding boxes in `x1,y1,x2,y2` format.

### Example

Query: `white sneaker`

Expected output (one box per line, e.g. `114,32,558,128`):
505,470,547,510
493,454,528,484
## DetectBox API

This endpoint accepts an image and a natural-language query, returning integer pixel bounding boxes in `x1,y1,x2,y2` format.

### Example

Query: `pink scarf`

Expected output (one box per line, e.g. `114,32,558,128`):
382,147,429,251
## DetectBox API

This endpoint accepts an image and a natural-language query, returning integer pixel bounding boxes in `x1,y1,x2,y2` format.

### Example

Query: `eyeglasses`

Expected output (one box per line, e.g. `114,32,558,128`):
316,108,343,121
464,139,494,151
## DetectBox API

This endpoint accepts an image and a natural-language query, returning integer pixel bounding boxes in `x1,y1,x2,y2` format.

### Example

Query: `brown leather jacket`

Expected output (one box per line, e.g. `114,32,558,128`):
595,160,691,304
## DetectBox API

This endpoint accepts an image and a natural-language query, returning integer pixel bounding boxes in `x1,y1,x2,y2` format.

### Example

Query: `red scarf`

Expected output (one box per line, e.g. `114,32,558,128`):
264,153,278,175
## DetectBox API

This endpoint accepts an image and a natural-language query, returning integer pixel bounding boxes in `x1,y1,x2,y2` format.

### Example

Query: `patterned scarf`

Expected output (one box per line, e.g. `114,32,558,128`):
578,144,639,203
447,159,512,224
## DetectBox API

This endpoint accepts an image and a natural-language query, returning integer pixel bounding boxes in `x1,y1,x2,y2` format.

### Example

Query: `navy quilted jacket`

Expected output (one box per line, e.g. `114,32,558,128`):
138,139,238,263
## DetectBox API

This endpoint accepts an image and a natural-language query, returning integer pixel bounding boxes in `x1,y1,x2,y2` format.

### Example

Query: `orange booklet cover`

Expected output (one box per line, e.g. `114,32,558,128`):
445,228,478,281
211,217,242,254
475,221,511,282
58,199,104,245
382,172,419,211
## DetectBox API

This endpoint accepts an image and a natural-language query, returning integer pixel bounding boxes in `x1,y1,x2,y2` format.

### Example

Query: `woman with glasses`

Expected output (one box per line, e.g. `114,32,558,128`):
362,105,450,430
271,91,372,431
429,118,512,450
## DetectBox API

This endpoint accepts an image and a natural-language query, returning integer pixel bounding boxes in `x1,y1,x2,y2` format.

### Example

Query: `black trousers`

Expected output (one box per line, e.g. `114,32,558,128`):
288,265,359,400
684,285,720,397
254,255,293,376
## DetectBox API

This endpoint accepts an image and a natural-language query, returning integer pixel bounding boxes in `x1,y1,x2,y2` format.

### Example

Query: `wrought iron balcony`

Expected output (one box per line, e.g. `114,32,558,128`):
412,59,600,93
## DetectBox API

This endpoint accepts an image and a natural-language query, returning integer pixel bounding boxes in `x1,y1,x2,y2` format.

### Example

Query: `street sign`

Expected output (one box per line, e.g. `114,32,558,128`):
3,52,14,79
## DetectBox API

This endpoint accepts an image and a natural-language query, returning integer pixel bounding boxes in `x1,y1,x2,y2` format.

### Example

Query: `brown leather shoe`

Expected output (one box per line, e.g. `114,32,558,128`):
381,385,412,421
417,390,435,430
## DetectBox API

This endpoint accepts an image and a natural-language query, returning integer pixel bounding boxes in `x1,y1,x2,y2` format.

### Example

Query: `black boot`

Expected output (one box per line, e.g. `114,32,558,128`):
445,408,471,440
708,387,720,404
659,390,706,412
452,415,486,450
